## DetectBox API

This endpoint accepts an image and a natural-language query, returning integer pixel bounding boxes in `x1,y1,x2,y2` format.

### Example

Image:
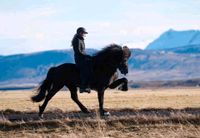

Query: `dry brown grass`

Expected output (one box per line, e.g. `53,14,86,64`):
0,88,200,138
1,88,200,111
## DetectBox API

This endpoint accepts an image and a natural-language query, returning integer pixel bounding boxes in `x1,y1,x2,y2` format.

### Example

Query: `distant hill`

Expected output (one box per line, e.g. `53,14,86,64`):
129,78,200,88
164,44,200,54
0,49,97,82
0,49,98,89
128,49,200,82
1,47,200,89
146,29,200,50
0,50,74,82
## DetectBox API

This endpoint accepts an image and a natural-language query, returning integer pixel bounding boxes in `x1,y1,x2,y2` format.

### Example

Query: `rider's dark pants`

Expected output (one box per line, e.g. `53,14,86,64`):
75,55,92,89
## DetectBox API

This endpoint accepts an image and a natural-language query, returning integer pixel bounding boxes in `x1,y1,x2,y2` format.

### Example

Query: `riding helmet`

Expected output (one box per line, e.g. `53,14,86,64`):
76,27,88,34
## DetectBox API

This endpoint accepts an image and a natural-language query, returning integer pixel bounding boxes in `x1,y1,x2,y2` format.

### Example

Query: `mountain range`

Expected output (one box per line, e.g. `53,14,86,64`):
1,29,200,89
146,29,200,50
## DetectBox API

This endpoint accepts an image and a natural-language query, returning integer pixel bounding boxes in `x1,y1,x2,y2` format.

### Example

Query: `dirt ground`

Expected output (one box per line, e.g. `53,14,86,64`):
0,88,200,138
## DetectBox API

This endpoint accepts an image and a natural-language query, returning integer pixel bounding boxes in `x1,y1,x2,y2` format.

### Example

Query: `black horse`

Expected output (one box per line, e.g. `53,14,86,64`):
31,44,131,116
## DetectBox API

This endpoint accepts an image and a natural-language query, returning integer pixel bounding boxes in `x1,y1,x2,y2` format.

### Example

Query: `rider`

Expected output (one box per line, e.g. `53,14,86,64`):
71,27,91,93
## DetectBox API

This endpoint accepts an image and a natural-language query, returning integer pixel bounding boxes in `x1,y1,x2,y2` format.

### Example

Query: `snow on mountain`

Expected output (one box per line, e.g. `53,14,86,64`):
146,29,200,50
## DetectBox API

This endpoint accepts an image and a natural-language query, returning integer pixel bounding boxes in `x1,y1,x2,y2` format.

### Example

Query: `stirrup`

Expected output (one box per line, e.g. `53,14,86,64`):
80,88,91,93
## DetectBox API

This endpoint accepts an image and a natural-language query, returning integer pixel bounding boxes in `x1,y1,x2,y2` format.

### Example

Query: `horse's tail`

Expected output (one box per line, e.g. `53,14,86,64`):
31,67,55,102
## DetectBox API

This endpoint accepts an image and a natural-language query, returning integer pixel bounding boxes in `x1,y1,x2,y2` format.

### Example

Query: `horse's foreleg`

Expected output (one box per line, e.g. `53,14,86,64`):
98,89,110,116
108,77,128,91
68,86,90,113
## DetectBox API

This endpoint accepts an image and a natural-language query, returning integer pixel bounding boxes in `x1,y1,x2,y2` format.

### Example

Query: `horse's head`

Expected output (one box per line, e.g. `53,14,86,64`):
118,46,131,75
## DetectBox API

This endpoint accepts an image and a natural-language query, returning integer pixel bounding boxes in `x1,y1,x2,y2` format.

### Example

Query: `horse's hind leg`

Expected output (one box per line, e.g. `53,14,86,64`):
39,83,63,117
68,86,90,113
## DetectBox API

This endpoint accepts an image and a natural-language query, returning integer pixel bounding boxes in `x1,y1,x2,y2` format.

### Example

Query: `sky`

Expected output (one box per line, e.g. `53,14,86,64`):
0,0,200,55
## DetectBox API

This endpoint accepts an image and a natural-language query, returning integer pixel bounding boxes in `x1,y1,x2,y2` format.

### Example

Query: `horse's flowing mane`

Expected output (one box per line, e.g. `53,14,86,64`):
93,44,122,60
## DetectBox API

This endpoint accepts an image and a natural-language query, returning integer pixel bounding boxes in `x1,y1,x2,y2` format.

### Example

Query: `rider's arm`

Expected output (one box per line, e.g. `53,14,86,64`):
72,38,84,55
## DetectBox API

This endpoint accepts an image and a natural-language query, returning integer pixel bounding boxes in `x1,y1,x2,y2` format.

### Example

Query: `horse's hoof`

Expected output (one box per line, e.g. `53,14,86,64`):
39,113,43,119
104,111,110,116
100,111,110,116
118,84,128,91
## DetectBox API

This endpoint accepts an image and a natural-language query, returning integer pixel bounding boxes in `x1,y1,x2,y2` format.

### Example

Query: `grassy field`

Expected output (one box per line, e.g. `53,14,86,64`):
0,88,200,138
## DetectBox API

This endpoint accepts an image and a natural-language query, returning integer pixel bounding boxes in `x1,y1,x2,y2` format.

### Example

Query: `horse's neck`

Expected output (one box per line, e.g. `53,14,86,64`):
93,61,117,78
94,54,115,68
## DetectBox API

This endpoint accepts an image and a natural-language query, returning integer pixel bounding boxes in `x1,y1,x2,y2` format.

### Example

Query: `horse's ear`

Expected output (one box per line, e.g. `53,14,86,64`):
122,46,131,58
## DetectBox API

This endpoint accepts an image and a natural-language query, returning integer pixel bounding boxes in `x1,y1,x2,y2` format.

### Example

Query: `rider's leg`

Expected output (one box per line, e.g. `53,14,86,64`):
79,56,91,93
